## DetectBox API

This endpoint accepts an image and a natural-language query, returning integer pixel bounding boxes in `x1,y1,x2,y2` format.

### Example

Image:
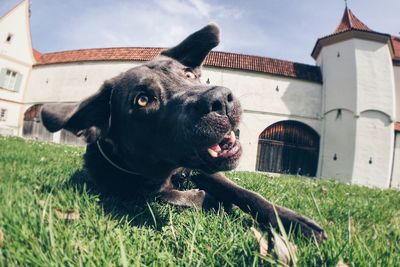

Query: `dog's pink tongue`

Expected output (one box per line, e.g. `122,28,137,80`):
207,143,222,158
210,144,221,152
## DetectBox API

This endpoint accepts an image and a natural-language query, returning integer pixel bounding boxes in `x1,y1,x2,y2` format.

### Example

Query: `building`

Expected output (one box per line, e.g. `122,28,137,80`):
1,0,399,188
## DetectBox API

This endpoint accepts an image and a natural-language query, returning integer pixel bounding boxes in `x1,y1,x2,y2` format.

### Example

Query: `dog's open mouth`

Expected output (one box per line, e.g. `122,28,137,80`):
206,131,240,159
183,130,242,171
194,130,242,171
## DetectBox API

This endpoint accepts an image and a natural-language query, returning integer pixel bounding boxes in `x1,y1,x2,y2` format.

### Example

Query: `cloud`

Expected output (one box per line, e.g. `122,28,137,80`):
156,0,204,17
48,0,244,53
187,0,211,18
56,1,193,49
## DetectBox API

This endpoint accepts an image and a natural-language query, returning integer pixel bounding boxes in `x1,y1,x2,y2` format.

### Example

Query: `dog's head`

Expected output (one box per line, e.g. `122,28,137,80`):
41,24,242,173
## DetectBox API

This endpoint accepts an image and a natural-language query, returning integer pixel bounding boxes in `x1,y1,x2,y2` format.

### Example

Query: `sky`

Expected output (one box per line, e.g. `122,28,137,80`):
1,0,399,65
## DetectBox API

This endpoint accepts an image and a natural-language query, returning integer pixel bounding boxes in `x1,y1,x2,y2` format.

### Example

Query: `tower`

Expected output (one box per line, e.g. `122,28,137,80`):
0,0,35,135
312,7,396,188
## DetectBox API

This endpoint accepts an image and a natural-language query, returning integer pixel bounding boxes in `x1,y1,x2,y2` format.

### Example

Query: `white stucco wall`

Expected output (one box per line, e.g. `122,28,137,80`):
26,61,142,103
317,40,358,182
0,100,21,135
317,37,396,188
354,39,396,119
393,65,400,121
352,111,394,188
317,39,358,114
318,110,356,182
391,132,400,189
351,39,395,188
202,68,322,119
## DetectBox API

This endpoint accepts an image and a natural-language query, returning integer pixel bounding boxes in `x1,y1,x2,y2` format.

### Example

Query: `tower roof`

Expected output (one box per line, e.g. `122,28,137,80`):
333,7,372,34
311,6,393,60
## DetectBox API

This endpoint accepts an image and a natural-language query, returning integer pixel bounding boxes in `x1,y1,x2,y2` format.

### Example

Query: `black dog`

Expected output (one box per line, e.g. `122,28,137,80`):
41,24,326,241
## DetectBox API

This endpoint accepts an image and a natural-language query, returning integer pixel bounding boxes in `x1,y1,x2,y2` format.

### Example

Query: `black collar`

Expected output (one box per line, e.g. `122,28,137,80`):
96,139,141,176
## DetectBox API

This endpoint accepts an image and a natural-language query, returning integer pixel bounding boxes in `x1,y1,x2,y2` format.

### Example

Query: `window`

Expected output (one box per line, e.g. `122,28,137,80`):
0,109,7,121
0,68,22,92
4,70,17,89
5,33,13,43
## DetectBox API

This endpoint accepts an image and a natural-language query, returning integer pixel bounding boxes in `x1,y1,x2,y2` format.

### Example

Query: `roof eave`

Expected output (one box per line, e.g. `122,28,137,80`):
311,29,393,60
33,59,323,84
395,122,400,132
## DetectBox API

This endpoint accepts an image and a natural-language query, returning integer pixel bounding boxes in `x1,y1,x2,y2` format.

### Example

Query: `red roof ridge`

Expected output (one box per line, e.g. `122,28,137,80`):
32,48,42,61
37,47,304,65
38,46,165,55
209,50,313,67
333,7,371,34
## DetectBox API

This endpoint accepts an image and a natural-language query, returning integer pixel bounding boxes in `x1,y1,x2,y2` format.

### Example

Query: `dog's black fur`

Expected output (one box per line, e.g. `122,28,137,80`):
41,24,326,241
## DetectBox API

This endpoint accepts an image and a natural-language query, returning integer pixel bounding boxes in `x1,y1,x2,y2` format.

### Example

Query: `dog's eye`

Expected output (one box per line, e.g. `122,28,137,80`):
185,71,196,79
136,94,149,107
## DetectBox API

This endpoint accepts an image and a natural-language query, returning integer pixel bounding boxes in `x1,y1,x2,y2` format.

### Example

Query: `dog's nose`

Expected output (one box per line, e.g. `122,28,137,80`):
200,86,234,116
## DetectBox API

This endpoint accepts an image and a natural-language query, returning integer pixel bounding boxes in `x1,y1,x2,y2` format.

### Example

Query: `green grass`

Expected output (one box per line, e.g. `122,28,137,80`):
0,136,399,266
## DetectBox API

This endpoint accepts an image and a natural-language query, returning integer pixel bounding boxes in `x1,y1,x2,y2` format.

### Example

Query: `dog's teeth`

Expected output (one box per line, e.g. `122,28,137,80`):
210,143,222,152
229,131,236,144
207,148,218,158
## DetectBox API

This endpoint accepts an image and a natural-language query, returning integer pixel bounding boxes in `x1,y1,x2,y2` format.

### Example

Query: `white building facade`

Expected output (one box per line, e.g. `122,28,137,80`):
1,1,400,188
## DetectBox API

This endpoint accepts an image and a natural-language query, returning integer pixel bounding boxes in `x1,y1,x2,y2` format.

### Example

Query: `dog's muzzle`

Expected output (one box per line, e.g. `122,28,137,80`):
178,86,242,171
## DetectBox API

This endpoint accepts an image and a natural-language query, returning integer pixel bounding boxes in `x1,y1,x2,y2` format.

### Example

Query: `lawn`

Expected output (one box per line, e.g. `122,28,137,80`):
0,136,399,266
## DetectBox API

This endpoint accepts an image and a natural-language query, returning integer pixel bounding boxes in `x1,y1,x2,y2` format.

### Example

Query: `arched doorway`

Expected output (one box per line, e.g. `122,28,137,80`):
23,104,85,145
256,121,320,176
23,104,53,141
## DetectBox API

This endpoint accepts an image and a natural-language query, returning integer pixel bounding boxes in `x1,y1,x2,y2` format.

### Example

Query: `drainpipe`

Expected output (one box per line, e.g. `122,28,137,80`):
389,131,398,188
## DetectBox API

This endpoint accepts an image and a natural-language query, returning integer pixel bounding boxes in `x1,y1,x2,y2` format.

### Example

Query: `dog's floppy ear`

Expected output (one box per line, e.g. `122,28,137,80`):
41,81,113,141
161,23,220,68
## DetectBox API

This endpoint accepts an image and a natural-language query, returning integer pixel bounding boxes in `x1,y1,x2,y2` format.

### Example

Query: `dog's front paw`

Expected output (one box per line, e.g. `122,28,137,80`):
277,207,326,242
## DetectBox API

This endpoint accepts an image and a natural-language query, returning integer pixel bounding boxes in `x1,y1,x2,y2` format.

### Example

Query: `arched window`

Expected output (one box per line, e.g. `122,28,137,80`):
256,120,320,176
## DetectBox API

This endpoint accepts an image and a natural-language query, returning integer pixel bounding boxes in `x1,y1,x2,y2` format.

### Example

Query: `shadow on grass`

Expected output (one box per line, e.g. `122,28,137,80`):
61,169,247,233
64,169,173,230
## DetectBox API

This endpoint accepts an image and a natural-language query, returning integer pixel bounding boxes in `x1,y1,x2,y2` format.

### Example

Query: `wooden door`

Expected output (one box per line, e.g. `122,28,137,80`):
256,121,319,176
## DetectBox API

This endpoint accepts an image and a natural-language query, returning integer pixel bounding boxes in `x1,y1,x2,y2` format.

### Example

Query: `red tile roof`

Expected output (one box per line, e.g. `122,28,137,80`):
33,48,322,83
334,7,371,34
396,122,400,132
392,36,400,62
35,47,162,64
32,49,42,61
